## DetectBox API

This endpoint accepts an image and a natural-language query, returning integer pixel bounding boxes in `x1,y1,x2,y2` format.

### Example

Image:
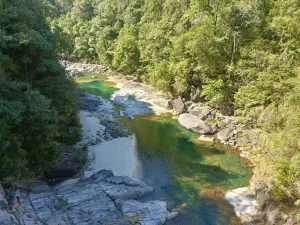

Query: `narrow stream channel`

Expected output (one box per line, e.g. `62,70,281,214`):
77,75,252,225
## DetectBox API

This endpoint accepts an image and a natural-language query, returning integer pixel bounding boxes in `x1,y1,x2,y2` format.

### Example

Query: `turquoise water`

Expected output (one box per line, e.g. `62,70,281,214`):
78,78,252,225
77,74,119,99
121,115,252,225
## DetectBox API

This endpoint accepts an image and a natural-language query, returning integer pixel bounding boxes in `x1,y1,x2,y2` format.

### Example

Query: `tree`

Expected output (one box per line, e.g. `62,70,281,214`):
113,26,140,74
0,0,81,183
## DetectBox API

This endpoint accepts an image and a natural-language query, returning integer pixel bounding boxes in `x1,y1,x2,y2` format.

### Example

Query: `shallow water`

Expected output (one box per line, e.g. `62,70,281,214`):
77,77,252,225
121,115,252,225
77,74,119,99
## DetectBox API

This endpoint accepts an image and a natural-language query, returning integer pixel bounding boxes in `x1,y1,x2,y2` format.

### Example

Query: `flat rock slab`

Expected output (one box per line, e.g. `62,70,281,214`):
7,170,170,225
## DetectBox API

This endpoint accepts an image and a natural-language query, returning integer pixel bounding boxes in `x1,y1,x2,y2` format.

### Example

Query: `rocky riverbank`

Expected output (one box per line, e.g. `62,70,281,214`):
60,61,297,224
0,170,177,225
60,61,260,223
0,89,178,225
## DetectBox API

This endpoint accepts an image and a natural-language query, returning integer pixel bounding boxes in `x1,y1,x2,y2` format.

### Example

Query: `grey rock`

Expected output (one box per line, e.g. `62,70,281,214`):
172,97,186,115
4,170,166,225
201,107,212,117
122,200,178,225
152,99,170,109
190,87,201,102
217,128,234,141
54,170,153,225
211,123,219,133
113,95,153,118
178,113,214,134
184,101,193,108
60,61,107,78
12,190,44,225
188,104,212,120
0,185,19,225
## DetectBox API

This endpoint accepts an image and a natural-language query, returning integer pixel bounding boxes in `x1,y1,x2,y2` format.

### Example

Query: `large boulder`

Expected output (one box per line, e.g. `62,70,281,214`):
217,128,234,141
178,113,214,134
122,200,178,225
172,97,186,115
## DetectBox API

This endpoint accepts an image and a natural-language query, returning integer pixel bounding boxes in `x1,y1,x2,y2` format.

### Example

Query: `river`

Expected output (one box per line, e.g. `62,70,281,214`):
77,74,252,225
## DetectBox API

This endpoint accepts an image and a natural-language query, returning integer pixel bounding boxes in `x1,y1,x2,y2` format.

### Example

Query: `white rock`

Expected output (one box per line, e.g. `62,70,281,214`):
225,187,260,223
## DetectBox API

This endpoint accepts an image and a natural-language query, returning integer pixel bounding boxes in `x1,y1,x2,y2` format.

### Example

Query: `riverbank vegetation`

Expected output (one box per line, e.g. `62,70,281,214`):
0,0,299,216
51,0,300,207
0,0,81,185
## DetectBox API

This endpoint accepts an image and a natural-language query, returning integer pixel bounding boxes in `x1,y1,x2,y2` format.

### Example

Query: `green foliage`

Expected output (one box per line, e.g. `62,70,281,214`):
201,79,234,113
52,0,300,205
113,27,140,74
0,0,81,184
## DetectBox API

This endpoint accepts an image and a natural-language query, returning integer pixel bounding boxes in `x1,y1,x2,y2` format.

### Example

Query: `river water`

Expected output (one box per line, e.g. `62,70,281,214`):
78,76,252,225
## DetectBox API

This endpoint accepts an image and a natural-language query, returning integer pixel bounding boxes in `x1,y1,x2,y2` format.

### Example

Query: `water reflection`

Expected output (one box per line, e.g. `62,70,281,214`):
121,115,252,225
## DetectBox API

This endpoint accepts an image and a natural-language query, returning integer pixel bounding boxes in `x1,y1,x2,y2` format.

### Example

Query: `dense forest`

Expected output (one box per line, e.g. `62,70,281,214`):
51,0,300,206
1,0,300,215
0,0,81,184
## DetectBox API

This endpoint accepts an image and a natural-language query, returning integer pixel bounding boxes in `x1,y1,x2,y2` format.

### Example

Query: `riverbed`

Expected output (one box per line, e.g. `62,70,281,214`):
77,74,252,225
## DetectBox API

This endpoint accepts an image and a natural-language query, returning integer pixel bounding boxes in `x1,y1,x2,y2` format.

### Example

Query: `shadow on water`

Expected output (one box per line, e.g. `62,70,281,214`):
75,76,251,225
121,115,252,225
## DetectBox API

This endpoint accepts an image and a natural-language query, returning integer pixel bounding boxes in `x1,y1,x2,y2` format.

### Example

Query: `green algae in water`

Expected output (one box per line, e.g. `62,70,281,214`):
76,73,119,99
121,115,252,225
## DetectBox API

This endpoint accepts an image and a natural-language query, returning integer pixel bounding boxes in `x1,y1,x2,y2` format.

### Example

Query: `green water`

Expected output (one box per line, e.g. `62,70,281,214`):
77,77,252,224
121,115,252,225
77,74,119,99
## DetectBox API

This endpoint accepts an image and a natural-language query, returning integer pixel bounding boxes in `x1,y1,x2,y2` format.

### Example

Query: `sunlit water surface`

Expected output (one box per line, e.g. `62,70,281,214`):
77,76,252,225
121,115,252,225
